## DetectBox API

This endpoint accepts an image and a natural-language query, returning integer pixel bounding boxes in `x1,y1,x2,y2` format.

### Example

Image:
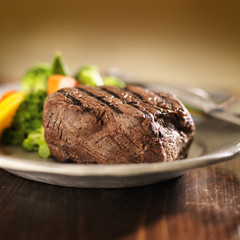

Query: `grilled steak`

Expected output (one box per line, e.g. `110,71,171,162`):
43,85,195,164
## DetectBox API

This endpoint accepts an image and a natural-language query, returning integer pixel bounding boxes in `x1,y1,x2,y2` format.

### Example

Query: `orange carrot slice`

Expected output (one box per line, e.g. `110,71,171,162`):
0,90,17,102
47,75,78,95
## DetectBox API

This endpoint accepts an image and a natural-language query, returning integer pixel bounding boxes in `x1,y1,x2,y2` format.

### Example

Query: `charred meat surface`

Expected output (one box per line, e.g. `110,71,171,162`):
43,85,195,164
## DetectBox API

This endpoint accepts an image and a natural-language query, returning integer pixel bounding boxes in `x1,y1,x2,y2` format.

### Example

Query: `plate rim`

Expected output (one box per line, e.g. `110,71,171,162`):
0,142,239,177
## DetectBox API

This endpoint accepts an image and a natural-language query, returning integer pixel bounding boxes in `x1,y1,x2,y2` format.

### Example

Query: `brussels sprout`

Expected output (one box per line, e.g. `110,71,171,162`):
76,65,104,86
103,76,126,88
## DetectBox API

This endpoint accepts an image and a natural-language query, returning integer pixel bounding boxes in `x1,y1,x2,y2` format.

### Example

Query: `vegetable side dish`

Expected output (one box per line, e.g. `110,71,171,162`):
0,52,125,158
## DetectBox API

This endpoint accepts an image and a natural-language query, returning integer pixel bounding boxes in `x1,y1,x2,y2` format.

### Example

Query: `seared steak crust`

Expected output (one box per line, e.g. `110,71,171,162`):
43,85,195,164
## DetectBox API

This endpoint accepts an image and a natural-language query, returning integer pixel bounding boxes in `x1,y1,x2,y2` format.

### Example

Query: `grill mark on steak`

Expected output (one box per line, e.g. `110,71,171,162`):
101,87,127,104
124,89,165,114
124,89,144,100
154,93,174,109
116,88,167,118
58,89,91,111
125,86,174,111
100,87,154,121
76,87,123,114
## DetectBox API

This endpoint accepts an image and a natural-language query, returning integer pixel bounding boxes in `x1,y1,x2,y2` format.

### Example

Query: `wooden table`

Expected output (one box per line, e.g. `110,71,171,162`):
0,157,239,240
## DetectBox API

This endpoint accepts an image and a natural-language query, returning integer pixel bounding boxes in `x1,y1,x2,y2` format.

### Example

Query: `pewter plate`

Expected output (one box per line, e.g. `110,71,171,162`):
0,84,239,188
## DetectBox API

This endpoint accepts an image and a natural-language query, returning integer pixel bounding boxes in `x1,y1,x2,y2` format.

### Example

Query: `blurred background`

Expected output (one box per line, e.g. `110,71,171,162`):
0,0,239,94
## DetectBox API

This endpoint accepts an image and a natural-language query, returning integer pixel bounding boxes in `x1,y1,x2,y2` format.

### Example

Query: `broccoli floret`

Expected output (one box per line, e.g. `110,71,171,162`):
38,141,51,159
51,52,71,76
2,90,50,158
103,76,126,88
2,90,47,145
23,126,50,158
21,64,50,93
76,65,104,86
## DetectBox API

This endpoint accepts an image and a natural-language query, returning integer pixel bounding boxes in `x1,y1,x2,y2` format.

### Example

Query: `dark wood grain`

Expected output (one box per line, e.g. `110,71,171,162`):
0,158,239,240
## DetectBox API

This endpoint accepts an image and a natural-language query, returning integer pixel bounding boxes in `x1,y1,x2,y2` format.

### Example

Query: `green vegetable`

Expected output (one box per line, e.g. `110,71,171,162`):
76,65,104,86
51,52,71,76
21,64,50,93
103,76,126,88
21,52,70,94
2,90,50,158
2,90,47,145
3,52,128,159
23,126,51,158
38,141,51,159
